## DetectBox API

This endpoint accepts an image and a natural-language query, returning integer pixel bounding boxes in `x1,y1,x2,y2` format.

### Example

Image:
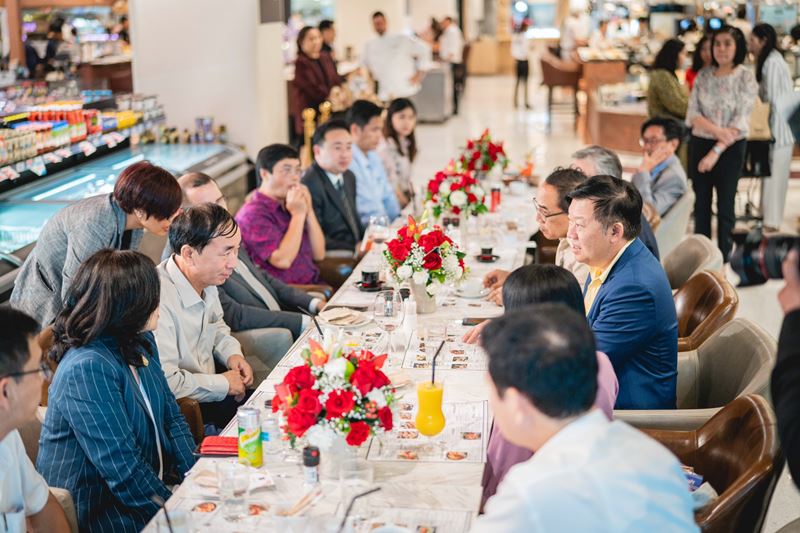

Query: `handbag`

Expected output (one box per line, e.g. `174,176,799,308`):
748,97,772,141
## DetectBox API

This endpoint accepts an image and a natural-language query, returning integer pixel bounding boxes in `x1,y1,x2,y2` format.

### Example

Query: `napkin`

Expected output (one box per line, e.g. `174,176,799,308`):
199,436,238,455
319,307,366,326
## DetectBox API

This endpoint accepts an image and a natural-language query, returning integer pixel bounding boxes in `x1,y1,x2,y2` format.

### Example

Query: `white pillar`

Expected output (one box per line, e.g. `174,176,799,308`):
129,0,287,159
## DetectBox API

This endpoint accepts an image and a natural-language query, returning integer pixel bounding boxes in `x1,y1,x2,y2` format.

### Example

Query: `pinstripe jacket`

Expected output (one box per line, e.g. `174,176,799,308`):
36,333,196,533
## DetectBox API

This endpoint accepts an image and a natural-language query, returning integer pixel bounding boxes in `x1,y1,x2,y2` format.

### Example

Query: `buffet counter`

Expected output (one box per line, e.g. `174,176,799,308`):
0,143,250,299
586,91,647,153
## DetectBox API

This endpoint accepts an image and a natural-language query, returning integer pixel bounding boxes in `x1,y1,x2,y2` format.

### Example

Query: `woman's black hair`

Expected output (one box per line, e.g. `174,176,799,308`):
711,25,748,67
51,249,160,367
692,34,711,72
502,264,586,315
753,23,780,83
383,98,418,162
296,26,317,56
653,38,685,75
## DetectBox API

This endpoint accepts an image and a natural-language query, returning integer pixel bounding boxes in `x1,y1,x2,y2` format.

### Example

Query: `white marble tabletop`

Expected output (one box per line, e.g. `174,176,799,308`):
144,185,538,533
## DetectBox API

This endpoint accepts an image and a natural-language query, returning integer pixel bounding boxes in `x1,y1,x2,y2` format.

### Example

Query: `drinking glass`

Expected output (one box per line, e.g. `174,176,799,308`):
339,459,375,523
216,461,251,521
367,215,391,247
372,290,405,354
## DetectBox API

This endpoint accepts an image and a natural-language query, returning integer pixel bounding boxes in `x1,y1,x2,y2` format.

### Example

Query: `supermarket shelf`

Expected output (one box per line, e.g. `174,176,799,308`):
0,115,165,194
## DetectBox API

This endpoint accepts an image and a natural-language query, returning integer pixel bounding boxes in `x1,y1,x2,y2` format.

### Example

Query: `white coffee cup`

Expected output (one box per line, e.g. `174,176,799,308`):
459,278,484,298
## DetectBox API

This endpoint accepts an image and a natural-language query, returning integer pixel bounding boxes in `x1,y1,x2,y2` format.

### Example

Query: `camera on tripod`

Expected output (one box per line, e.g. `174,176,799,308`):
729,228,800,286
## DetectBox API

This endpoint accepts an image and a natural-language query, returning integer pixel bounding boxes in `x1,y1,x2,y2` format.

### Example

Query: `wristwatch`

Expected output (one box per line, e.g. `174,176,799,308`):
712,145,724,155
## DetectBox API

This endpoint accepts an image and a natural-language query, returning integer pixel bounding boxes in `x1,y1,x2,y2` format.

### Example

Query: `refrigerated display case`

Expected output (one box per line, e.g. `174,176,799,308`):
0,143,250,299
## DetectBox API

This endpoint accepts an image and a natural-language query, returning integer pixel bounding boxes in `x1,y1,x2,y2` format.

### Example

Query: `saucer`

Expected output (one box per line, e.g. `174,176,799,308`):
476,254,500,263
456,287,490,299
355,280,385,292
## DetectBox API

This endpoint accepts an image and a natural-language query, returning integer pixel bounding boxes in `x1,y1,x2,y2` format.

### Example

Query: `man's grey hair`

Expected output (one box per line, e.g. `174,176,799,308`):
571,146,622,179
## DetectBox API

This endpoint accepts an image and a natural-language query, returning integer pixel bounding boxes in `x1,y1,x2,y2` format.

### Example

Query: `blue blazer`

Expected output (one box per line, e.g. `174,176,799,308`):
37,333,196,533
584,238,678,410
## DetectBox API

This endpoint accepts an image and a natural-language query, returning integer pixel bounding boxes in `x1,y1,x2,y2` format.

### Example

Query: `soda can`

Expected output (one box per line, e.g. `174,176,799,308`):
490,186,501,212
237,407,263,468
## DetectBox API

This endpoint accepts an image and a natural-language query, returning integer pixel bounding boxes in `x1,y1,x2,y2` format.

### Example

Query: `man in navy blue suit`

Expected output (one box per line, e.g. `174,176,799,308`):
566,175,678,410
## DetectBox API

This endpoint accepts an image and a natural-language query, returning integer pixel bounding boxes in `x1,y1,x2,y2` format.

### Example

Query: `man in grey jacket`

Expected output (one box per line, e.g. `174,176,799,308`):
631,117,688,217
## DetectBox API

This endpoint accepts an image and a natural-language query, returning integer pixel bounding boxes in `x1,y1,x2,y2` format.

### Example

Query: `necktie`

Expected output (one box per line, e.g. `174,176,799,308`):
336,179,359,236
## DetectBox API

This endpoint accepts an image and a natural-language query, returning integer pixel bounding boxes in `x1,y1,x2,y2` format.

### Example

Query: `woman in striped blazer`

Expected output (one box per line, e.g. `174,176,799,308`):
36,249,196,533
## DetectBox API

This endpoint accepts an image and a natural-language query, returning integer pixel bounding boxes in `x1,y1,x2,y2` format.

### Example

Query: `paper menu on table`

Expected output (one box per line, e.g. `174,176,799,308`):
366,401,488,464
402,327,488,371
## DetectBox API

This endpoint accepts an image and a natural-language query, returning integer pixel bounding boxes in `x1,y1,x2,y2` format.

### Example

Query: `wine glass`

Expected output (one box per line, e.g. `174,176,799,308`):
371,289,405,355
366,215,391,251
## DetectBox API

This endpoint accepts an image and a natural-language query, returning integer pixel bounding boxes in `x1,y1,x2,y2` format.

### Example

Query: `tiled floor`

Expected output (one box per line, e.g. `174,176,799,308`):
412,74,800,531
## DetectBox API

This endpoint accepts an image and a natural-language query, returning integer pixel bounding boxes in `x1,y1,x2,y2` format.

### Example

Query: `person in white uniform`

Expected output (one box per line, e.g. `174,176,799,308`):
471,305,698,533
0,308,70,533
362,11,432,102
439,16,465,114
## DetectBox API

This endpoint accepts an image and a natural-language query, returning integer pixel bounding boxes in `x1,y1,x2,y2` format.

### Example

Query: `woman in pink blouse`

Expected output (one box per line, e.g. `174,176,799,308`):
235,144,326,285
480,265,619,505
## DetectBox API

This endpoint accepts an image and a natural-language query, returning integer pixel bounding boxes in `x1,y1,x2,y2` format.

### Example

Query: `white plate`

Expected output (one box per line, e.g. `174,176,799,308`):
456,288,490,299
318,307,372,328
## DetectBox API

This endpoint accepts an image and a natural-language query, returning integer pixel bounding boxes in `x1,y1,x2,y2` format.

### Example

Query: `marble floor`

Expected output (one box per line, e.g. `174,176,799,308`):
412,74,800,531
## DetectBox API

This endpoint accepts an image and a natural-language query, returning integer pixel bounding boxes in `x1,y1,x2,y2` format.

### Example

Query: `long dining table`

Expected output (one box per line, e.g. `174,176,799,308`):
144,185,538,533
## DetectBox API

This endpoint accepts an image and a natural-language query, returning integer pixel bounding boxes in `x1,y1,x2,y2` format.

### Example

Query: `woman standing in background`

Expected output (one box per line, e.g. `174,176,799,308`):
378,98,419,208
685,35,712,90
749,23,795,232
686,25,757,261
647,38,689,121
511,19,532,109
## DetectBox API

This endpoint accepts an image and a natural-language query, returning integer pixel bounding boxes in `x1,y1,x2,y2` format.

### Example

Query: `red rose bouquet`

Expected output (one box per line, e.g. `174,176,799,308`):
458,129,509,174
383,215,467,296
272,339,396,448
425,169,488,218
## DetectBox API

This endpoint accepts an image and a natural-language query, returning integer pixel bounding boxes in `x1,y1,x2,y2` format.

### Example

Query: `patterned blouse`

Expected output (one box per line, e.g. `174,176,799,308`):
377,137,414,200
685,65,758,140
234,191,321,285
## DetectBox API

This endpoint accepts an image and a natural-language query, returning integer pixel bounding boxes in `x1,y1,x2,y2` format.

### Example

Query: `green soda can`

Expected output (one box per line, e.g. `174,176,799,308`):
237,407,263,468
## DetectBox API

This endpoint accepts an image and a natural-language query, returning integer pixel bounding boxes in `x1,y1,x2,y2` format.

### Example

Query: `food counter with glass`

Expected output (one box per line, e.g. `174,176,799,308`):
586,82,648,153
0,143,249,299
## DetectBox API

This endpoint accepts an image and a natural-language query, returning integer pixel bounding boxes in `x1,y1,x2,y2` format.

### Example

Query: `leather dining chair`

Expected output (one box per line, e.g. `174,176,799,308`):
540,50,581,128
642,395,783,533
654,189,695,259
662,234,724,290
674,270,739,352
616,318,776,431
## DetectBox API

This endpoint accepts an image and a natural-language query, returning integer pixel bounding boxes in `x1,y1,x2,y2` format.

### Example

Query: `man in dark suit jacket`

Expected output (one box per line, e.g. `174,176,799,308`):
176,173,324,341
567,176,678,410
302,119,364,251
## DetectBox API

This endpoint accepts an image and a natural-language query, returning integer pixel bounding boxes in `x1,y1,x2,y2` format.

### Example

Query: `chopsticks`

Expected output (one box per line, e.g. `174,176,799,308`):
295,305,324,337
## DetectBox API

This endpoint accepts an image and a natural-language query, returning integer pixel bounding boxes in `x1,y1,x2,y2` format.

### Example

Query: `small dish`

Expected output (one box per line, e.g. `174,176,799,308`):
456,287,490,299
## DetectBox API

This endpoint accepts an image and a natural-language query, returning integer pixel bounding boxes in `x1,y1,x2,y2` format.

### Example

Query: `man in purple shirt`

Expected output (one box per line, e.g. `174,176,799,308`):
236,144,326,285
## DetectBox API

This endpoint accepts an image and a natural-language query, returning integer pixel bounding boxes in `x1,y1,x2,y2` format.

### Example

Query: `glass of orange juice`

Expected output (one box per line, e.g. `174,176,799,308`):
415,381,445,437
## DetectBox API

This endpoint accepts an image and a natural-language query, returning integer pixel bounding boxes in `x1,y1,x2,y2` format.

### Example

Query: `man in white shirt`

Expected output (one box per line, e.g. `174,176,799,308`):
476,167,590,310
439,16,465,114
155,203,255,430
0,308,70,533
362,11,432,102
473,305,698,532
560,10,589,61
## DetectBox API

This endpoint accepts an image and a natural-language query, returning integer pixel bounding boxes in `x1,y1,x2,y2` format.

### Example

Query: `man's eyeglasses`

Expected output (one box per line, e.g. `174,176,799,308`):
639,136,667,147
2,362,53,382
532,198,566,219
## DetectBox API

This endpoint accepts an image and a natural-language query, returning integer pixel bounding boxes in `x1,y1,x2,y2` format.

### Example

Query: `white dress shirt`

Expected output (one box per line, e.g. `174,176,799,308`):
439,25,464,64
0,430,49,533
362,33,432,101
472,410,698,533
511,32,530,61
154,257,242,402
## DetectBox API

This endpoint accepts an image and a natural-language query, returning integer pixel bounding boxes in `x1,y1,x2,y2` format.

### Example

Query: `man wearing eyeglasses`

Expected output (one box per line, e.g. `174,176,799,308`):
0,307,70,533
631,117,688,217
481,167,590,307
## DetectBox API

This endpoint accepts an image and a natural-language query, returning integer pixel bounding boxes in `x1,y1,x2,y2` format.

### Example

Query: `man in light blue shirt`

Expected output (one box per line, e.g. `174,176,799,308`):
347,99,401,226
